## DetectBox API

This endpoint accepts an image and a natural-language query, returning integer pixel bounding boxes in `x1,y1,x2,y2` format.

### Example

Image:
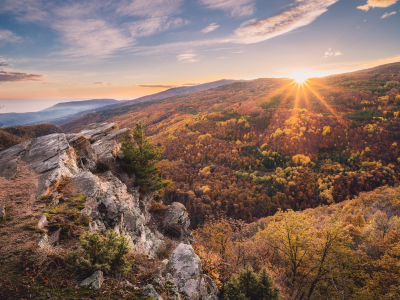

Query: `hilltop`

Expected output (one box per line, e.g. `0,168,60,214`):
47,80,238,126
58,62,400,226
0,99,120,127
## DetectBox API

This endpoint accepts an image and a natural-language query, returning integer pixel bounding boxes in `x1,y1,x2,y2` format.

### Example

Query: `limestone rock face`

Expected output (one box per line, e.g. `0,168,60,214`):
80,270,104,290
163,202,194,243
0,134,78,198
167,243,218,300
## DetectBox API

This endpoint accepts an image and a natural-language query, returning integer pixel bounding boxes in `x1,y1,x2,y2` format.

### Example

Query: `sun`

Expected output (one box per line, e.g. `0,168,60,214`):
289,70,315,85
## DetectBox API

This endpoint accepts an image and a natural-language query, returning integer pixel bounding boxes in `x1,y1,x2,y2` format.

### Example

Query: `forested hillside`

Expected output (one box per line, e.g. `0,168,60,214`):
0,124,62,150
195,185,400,300
60,63,400,227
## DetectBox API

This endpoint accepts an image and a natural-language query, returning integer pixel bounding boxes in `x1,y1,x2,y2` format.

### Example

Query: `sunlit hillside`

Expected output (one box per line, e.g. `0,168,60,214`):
58,63,400,226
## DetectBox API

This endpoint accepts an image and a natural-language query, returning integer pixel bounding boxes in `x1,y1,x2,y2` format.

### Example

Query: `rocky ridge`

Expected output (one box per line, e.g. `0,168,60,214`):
0,122,217,300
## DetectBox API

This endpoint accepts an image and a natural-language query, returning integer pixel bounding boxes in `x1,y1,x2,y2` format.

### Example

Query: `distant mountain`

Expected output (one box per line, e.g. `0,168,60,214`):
0,124,62,150
0,99,120,127
47,80,239,125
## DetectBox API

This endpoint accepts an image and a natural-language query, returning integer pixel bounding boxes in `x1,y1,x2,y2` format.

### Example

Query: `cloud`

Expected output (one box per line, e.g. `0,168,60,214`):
116,0,184,18
182,83,199,86
323,48,342,58
53,19,134,58
233,0,339,44
199,0,256,17
138,84,175,88
357,0,398,11
0,0,187,59
127,17,187,38
0,72,44,82
92,82,115,85
0,29,21,43
177,53,199,63
202,23,220,33
381,11,397,18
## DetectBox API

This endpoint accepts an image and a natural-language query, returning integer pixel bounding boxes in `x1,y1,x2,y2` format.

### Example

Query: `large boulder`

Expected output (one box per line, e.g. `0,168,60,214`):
163,202,194,243
167,244,218,300
0,134,79,198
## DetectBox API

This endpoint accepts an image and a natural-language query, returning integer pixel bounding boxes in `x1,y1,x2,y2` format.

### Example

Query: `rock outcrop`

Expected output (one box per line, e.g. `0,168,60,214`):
163,202,194,243
167,243,218,300
0,122,218,300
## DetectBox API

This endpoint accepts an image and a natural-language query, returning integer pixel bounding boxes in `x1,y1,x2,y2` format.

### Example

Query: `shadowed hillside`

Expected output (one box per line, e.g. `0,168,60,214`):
0,124,62,150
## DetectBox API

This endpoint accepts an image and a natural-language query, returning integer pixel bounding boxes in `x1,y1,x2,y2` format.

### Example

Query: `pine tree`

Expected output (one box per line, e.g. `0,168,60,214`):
238,267,259,300
258,268,283,300
121,122,168,194
224,267,283,300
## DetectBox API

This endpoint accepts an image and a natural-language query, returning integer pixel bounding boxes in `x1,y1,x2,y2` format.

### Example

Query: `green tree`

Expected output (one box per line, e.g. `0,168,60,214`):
225,267,283,300
71,230,133,275
121,122,168,194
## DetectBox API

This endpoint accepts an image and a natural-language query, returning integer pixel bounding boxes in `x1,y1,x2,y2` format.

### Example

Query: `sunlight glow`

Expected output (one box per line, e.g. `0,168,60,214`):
289,70,316,85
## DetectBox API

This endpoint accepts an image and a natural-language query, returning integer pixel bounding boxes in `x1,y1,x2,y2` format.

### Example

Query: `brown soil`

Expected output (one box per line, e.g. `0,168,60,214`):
0,161,43,254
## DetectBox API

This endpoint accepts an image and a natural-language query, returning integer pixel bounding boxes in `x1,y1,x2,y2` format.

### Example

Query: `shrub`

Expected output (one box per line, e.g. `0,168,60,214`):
71,230,133,276
224,267,283,300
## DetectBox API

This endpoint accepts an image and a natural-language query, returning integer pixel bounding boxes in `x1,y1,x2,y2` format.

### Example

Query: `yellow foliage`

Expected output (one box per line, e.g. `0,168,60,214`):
394,111,399,118
322,126,330,136
292,154,311,166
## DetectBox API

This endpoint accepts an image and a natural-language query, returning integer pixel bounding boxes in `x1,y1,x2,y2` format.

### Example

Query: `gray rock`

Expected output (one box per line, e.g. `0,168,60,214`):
167,244,218,300
163,202,194,243
37,215,49,230
143,284,163,300
79,123,116,143
0,134,79,198
36,234,50,248
80,270,104,290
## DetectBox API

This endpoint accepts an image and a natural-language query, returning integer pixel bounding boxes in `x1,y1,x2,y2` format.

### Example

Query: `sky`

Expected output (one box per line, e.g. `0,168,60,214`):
0,0,400,112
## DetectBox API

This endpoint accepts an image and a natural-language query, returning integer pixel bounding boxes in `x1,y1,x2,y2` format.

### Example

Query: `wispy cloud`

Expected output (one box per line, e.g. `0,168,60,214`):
177,53,199,63
199,0,256,17
0,0,187,59
116,0,184,18
0,72,44,82
233,0,339,44
0,29,21,43
138,84,175,88
202,23,220,33
53,19,134,58
92,82,115,85
381,11,397,18
323,48,342,58
127,17,187,38
357,0,398,11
